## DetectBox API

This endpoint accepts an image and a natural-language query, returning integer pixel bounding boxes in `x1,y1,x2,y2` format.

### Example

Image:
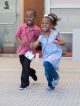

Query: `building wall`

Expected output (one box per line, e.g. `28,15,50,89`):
0,0,20,53
50,0,80,5
45,0,80,32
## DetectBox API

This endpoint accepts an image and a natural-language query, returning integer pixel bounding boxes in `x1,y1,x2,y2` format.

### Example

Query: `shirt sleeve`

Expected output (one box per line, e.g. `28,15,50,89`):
38,35,42,42
56,28,60,32
55,28,63,40
16,25,22,37
34,27,41,40
55,28,60,37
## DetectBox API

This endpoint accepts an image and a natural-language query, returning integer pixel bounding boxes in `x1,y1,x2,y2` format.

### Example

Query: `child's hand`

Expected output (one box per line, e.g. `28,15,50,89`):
20,41,29,47
54,39,60,45
54,39,65,46
20,41,26,46
53,33,65,46
30,41,40,49
30,42,34,49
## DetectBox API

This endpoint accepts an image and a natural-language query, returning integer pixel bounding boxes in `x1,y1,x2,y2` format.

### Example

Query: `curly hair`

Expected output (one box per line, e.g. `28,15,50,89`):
48,13,61,26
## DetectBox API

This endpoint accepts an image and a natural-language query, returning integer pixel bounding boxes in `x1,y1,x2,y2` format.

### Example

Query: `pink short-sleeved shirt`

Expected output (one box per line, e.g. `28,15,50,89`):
16,23,41,55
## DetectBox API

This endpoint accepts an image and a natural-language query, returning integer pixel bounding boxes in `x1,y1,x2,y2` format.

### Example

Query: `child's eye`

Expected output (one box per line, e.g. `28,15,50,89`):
25,17,28,19
29,16,33,18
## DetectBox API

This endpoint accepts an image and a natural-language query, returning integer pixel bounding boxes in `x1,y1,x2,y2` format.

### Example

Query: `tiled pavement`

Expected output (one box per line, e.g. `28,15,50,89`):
0,57,80,106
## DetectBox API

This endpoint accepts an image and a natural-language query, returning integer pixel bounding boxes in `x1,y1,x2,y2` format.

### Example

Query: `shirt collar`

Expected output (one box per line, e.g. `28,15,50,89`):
24,23,36,30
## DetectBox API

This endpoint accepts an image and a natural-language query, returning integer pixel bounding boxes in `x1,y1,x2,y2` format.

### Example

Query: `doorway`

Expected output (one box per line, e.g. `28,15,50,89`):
22,0,44,27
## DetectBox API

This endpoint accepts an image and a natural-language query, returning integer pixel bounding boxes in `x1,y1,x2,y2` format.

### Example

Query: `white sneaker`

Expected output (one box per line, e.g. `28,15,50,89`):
19,85,29,90
19,87,26,90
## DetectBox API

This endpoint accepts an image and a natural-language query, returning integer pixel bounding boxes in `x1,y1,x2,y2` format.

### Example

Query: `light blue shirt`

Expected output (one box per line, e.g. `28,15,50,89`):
38,29,62,69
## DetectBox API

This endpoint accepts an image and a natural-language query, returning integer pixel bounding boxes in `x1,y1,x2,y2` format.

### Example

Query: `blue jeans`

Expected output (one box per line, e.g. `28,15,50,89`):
43,61,59,87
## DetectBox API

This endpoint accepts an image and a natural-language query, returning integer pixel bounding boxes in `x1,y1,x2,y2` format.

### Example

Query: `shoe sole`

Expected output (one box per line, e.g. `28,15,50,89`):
47,87,55,91
19,86,29,90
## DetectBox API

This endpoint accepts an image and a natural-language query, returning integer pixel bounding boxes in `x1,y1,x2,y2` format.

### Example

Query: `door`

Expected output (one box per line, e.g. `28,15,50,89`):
24,0,44,27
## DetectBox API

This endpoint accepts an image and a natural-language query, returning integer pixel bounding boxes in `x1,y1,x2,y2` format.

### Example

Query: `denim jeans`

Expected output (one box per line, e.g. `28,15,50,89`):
43,61,59,87
19,55,35,87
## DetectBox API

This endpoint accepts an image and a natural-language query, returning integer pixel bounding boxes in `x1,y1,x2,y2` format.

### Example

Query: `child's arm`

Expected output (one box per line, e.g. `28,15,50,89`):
54,33,65,46
16,36,27,47
30,40,40,50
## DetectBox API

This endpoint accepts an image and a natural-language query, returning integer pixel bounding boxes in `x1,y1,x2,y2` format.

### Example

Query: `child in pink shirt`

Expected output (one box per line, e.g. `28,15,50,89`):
16,9,41,90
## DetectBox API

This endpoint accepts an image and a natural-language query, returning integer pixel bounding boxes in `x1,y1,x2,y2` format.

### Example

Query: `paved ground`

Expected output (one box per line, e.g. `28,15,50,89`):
0,57,80,106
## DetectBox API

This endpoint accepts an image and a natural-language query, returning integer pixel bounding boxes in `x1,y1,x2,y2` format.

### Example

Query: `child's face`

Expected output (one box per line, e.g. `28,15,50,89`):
25,10,35,26
41,17,52,32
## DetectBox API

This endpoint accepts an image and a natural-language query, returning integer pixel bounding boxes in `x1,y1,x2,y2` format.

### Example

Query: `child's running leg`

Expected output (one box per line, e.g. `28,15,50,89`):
43,61,55,91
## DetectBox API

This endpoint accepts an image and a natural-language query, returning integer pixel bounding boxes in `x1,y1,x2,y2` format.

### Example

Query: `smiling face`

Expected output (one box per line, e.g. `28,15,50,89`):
41,17,52,32
25,10,36,27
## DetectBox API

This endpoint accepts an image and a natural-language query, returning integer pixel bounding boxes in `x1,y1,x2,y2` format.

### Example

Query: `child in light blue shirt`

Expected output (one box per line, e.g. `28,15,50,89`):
31,13,65,91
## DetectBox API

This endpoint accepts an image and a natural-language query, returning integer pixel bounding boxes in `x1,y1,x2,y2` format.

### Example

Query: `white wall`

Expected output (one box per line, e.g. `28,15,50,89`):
73,29,80,60
45,0,80,32
44,0,50,14
50,8,80,32
0,0,20,52
50,0,80,7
